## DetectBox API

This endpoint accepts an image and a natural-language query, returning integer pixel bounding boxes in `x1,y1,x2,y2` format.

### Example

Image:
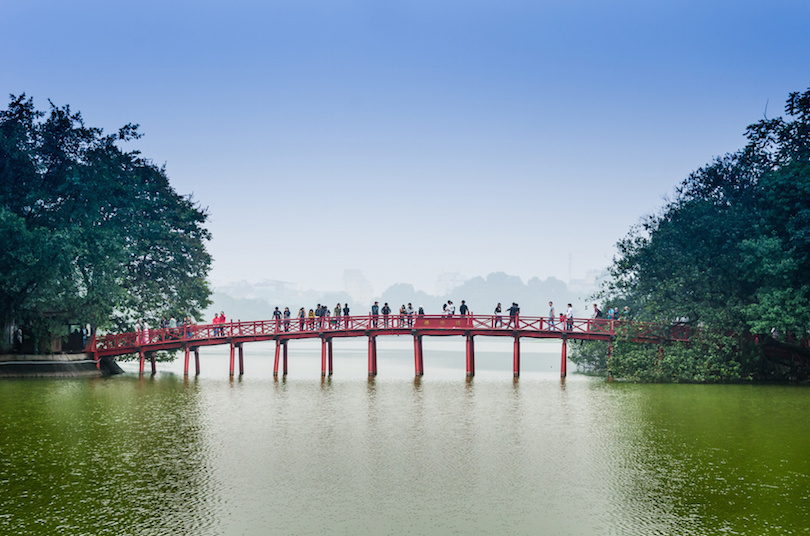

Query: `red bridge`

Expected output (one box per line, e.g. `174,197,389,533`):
90,314,694,378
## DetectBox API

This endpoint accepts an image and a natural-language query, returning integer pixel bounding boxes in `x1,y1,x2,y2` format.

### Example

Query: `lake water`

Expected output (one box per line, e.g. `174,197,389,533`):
1,338,808,535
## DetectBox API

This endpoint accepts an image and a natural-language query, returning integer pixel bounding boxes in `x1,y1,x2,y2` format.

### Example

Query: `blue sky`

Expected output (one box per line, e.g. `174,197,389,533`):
3,0,809,296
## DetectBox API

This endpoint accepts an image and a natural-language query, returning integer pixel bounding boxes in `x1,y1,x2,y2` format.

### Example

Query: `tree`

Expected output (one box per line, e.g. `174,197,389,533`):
0,95,212,351
579,88,810,381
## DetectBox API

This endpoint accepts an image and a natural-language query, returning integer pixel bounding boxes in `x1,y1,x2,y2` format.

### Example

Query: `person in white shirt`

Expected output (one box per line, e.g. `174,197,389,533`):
565,304,574,331
548,301,556,330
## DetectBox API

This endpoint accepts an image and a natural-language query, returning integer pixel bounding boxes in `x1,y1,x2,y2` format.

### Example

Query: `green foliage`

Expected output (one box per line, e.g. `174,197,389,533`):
570,330,766,383
568,340,609,374
598,88,810,381
0,95,212,349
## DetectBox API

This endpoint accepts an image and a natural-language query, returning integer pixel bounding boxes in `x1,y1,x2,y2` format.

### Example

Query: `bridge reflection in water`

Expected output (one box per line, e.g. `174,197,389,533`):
90,315,695,379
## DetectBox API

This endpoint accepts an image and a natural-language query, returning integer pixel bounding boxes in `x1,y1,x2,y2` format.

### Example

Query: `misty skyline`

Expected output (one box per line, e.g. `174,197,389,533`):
4,1,809,295
205,269,602,323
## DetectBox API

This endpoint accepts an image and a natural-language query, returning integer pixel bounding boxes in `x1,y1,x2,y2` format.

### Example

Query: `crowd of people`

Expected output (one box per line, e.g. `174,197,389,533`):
132,302,631,337
255,300,631,332
591,304,631,321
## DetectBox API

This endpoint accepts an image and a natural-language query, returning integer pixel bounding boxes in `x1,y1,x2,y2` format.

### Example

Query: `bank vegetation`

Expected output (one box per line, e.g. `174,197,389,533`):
572,88,810,382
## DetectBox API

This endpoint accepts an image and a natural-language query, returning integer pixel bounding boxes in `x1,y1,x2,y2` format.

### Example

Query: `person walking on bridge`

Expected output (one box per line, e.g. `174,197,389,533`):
565,304,574,331
283,307,291,331
459,300,469,315
548,301,556,330
218,312,226,336
382,302,391,327
507,302,519,328
371,301,379,327
343,303,350,328
494,303,503,327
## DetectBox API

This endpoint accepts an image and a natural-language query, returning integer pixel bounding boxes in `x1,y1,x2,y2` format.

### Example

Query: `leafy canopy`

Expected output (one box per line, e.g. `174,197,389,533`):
578,88,810,381
0,94,212,348
609,89,810,335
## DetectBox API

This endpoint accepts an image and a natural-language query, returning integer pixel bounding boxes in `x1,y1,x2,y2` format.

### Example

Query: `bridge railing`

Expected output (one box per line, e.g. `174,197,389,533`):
91,314,698,354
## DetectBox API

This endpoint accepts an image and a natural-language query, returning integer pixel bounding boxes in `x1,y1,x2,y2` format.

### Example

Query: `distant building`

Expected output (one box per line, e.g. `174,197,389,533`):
567,270,605,295
217,279,293,301
343,270,374,305
435,272,465,297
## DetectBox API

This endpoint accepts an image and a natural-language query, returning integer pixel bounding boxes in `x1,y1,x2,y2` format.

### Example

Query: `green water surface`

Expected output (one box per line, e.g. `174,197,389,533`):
1,358,808,535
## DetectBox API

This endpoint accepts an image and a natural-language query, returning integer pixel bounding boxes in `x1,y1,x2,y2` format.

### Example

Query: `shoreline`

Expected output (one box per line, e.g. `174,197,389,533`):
0,353,121,378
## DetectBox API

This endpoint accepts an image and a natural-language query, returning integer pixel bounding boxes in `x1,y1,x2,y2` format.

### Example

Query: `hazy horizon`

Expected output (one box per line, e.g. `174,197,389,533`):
4,1,809,295
204,269,602,322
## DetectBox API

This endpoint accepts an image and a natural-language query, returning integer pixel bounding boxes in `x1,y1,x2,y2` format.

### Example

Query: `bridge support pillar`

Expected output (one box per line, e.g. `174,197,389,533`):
150,352,156,375
321,337,329,377
229,343,235,377
283,340,288,376
368,336,377,377
513,337,520,378
139,348,145,375
238,344,244,376
184,346,190,375
561,338,567,378
328,338,333,376
466,334,475,378
194,348,200,376
413,334,424,376
274,340,281,377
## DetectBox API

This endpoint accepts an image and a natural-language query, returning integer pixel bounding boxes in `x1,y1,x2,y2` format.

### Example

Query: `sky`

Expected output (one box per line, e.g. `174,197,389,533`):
3,0,809,297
